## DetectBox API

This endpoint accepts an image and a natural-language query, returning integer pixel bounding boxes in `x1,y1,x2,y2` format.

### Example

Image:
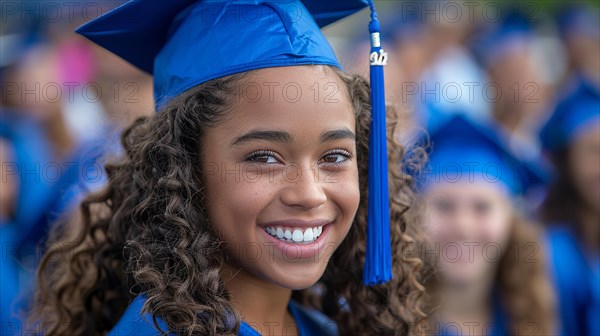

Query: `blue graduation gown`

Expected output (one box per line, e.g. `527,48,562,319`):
1,220,23,335
546,225,600,336
108,295,338,336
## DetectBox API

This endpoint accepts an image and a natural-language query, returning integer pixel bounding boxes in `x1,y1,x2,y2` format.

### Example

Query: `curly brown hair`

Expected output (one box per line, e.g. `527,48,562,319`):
29,66,430,336
496,215,556,336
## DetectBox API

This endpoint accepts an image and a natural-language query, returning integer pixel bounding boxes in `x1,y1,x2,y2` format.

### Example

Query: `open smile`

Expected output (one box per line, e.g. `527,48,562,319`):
263,225,324,244
258,220,333,259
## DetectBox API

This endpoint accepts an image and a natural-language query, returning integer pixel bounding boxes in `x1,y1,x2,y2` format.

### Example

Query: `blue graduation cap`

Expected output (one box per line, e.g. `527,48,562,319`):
76,0,368,106
540,77,600,152
472,9,535,68
556,4,600,40
422,115,548,196
76,0,392,285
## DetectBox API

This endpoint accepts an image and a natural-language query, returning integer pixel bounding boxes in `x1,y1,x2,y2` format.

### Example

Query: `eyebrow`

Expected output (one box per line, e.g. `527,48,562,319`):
320,128,356,142
231,129,292,146
231,127,356,146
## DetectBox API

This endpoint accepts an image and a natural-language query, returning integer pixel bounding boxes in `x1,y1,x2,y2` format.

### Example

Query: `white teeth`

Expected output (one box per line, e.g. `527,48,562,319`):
263,225,324,243
292,229,303,242
303,229,313,241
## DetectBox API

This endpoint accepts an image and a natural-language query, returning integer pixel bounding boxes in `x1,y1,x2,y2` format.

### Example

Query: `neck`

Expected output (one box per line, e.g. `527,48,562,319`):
437,274,496,333
221,263,296,336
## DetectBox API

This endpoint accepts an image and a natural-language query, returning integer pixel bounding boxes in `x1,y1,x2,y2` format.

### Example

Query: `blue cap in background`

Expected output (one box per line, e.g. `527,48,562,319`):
540,77,600,153
422,115,549,196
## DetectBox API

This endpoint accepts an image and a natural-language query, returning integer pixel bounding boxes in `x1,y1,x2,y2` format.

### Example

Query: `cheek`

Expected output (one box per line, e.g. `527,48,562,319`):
424,214,447,242
479,209,512,245
423,205,453,242
203,169,271,239
331,172,360,228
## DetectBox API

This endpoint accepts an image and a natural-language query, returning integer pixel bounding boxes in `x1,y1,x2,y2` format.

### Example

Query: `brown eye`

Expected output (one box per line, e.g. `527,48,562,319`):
251,155,275,163
322,154,342,163
319,150,351,165
474,200,492,215
245,150,279,164
432,198,454,214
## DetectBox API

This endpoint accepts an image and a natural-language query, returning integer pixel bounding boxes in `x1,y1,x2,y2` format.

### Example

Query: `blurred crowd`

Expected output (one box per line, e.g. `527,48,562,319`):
1,1,154,333
1,1,599,335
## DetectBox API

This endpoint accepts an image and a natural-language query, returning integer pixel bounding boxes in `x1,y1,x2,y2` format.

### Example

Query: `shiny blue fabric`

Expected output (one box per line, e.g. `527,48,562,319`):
108,295,337,336
75,0,368,107
546,225,600,336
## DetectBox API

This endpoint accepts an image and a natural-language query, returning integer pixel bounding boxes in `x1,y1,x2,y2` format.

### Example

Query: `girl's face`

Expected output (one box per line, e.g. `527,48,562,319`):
569,124,600,213
424,180,513,286
202,66,360,289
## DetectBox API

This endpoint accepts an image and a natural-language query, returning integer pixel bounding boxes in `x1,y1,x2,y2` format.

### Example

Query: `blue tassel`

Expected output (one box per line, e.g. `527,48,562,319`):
363,0,392,286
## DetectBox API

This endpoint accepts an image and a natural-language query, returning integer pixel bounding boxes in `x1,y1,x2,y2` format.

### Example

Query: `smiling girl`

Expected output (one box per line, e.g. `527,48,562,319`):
29,1,428,335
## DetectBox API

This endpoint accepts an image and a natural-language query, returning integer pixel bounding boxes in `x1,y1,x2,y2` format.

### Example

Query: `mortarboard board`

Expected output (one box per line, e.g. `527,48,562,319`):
76,0,367,106
76,0,392,285
422,115,548,196
540,77,600,153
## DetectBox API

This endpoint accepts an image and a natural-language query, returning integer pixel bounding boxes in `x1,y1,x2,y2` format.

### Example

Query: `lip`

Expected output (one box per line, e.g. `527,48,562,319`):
258,220,333,260
259,219,332,228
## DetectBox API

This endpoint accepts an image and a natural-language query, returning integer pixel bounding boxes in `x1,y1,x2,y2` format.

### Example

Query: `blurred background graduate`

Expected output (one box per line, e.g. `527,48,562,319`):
0,21,108,334
1,2,152,333
418,115,556,336
539,6,600,334
1,105,54,334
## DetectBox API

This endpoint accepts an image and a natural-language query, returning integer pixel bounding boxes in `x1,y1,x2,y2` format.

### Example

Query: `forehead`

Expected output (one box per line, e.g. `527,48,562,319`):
425,179,510,201
219,65,353,128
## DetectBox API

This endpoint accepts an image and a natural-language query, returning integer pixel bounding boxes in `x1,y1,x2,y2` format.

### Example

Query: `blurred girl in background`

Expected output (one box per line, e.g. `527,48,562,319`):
540,61,600,336
420,116,555,336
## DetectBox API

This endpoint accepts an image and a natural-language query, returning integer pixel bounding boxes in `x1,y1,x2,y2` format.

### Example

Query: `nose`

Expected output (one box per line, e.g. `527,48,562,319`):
279,163,327,209
453,206,477,241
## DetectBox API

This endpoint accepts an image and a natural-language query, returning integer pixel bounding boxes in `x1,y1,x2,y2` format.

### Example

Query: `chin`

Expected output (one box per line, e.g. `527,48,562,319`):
444,265,479,285
266,264,328,290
